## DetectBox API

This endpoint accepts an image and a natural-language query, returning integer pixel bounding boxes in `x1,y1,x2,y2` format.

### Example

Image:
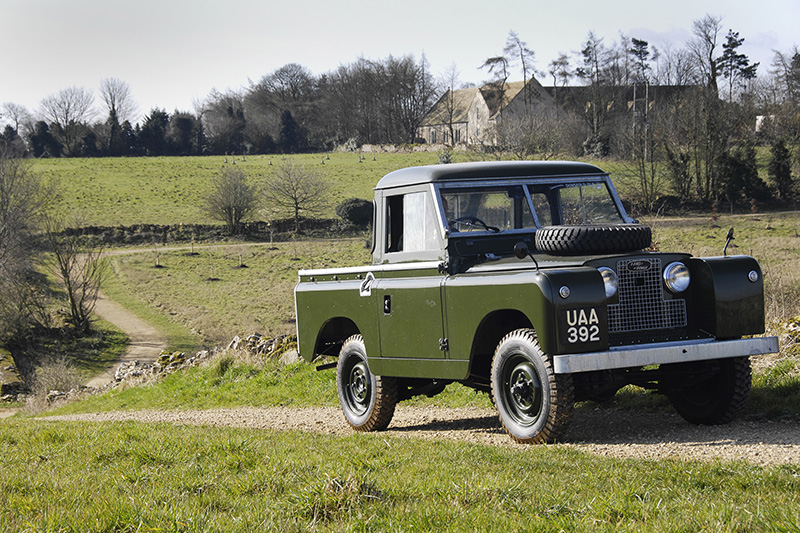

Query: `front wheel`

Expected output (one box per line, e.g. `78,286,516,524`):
491,329,574,444
337,335,397,431
666,356,751,425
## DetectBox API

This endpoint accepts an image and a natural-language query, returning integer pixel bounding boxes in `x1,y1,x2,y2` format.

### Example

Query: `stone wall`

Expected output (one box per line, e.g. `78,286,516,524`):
0,348,23,400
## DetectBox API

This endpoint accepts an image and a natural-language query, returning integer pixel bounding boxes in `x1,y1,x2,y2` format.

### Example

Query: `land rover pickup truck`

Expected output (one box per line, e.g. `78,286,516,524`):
294,161,778,443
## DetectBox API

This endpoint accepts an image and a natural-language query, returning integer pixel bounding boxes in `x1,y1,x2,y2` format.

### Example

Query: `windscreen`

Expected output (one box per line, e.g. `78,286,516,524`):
528,181,623,225
440,185,535,232
439,180,623,232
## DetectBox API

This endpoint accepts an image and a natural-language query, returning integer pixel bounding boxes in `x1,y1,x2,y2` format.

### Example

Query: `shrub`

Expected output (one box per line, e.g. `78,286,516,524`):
335,198,373,228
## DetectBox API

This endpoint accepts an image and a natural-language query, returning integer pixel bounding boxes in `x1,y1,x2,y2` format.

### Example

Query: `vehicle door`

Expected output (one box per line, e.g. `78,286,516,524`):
373,188,447,359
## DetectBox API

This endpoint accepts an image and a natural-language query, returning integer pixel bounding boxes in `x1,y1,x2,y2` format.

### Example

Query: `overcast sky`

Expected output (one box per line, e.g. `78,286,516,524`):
2,0,798,125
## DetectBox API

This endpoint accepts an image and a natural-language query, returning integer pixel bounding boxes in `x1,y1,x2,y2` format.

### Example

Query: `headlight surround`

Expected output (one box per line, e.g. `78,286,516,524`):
598,267,618,298
663,261,690,292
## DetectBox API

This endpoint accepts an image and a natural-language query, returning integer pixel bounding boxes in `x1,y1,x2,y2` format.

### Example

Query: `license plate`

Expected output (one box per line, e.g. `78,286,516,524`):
560,307,605,346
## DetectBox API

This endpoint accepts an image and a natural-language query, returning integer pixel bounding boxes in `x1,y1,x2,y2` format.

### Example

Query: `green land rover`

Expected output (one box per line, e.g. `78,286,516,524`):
294,161,778,443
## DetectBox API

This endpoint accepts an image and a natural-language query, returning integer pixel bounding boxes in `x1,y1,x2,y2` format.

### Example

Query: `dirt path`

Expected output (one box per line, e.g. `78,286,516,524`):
85,241,261,387
86,291,167,388
42,406,800,466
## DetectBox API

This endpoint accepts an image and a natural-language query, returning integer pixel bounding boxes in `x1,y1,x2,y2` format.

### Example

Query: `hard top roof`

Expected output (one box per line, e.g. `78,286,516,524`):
375,161,607,190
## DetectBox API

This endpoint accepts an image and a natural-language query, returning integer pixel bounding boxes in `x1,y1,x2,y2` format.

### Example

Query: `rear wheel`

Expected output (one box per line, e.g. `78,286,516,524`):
667,356,751,425
337,335,397,431
491,329,574,443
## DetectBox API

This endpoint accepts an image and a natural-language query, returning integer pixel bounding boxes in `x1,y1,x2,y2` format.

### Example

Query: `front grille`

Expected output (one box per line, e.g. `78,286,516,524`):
608,258,687,334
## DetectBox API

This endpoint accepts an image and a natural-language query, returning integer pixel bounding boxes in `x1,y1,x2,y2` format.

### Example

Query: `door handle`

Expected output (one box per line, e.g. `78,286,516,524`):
359,272,375,297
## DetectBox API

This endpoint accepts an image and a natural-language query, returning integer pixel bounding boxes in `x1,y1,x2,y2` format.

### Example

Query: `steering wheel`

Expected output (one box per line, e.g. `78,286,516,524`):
448,216,500,233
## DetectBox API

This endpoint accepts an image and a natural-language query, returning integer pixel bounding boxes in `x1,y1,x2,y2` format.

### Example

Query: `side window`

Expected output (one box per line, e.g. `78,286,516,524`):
386,196,404,252
386,192,440,253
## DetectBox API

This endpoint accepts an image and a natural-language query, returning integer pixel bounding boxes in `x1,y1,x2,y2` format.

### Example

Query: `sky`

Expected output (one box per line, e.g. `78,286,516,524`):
1,0,798,125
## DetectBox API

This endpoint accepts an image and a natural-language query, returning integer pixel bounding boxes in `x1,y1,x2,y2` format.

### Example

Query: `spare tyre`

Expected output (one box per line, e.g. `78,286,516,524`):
535,224,652,256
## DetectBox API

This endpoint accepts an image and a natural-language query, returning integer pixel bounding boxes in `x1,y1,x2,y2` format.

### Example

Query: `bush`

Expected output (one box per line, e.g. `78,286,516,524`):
335,198,373,228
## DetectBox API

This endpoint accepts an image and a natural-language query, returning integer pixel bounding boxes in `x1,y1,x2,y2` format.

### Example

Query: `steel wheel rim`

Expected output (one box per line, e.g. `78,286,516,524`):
503,356,543,426
346,360,371,415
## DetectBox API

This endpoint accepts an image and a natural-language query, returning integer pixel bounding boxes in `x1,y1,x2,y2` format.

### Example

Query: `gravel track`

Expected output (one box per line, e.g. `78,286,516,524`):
42,406,800,466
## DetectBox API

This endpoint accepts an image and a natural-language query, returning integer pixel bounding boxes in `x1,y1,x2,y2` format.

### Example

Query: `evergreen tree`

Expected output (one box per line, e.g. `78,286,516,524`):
278,110,306,153
139,109,170,156
28,121,62,158
717,30,759,102
721,143,770,207
768,139,794,200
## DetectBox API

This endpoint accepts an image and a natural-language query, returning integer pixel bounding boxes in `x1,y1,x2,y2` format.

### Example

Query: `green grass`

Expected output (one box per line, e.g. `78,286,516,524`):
103,238,372,347
101,257,202,354
0,418,798,531
32,152,794,229
41,352,496,416
34,153,443,226
47,320,129,379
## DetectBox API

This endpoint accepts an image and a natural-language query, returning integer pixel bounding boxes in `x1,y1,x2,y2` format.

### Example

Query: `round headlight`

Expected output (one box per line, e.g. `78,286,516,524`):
598,267,618,298
664,262,690,292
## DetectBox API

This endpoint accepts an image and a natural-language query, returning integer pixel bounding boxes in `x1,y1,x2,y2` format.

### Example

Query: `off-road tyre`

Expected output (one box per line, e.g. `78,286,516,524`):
535,224,652,256
337,335,397,431
491,329,574,444
667,356,751,425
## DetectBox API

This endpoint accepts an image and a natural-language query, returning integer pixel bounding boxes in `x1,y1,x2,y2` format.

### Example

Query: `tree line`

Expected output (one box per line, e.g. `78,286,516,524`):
0,55,436,158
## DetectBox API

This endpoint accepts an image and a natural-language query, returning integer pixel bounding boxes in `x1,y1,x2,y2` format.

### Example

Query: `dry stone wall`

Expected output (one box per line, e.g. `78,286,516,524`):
0,348,24,401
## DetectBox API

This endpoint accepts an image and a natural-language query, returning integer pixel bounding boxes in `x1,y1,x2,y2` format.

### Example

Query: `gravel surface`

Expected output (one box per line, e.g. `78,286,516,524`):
42,406,800,466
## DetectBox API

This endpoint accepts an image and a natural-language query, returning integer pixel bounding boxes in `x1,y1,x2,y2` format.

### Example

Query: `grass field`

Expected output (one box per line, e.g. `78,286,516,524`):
34,153,443,226
32,153,646,227
104,238,372,349
2,417,797,531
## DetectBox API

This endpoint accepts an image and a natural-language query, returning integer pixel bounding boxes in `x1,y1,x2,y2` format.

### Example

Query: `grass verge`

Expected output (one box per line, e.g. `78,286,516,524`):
0,418,798,531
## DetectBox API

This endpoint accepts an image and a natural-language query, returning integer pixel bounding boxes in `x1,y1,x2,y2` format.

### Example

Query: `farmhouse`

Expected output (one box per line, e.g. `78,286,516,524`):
416,78,555,146
418,78,700,149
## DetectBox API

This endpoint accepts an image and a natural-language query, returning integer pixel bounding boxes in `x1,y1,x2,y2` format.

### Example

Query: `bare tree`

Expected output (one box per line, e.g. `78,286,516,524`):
548,53,572,111
99,78,137,124
438,63,462,146
0,147,51,342
688,14,723,92
205,166,260,235
576,32,608,137
654,44,697,86
496,108,582,160
42,215,108,333
1,103,32,134
771,46,800,105
202,89,246,154
39,86,95,156
504,31,536,95
263,160,329,233
481,55,511,90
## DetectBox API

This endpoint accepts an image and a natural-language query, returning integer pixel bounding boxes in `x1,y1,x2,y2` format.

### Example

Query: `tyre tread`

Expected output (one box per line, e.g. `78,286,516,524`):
492,329,574,444
338,335,397,432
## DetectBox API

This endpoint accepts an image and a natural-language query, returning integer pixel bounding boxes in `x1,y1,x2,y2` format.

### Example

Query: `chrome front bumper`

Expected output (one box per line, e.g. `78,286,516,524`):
553,336,779,374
